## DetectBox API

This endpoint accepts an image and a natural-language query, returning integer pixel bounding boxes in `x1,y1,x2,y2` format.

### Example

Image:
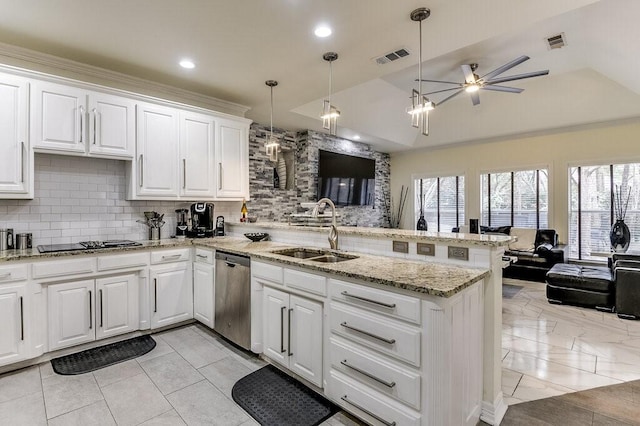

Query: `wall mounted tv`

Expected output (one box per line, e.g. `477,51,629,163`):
317,150,375,206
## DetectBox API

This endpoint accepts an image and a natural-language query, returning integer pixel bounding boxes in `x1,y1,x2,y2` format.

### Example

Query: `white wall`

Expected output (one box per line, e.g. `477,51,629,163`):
0,154,240,246
390,120,640,243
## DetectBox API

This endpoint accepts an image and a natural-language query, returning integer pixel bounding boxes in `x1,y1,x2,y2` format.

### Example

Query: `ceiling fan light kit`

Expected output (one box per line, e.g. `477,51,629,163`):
321,51,340,136
265,80,280,162
407,7,432,136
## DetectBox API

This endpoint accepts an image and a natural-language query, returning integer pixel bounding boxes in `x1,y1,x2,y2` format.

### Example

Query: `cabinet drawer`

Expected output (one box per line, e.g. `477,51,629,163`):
194,248,214,264
330,279,421,325
150,248,190,264
329,302,421,367
252,261,283,284
97,252,149,271
327,369,421,426
32,257,96,279
285,268,326,296
329,336,421,410
0,264,28,283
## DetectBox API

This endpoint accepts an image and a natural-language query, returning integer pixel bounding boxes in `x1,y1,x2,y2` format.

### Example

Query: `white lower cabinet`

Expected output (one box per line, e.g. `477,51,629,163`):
150,262,193,329
48,274,138,351
0,282,28,366
263,286,323,387
193,249,215,328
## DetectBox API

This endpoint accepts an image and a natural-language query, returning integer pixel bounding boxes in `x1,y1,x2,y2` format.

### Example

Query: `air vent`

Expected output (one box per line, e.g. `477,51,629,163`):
373,48,410,65
546,33,567,50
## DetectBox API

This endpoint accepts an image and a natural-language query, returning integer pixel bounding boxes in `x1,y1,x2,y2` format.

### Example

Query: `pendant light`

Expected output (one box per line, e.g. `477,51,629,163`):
265,80,280,162
320,52,340,136
407,7,434,136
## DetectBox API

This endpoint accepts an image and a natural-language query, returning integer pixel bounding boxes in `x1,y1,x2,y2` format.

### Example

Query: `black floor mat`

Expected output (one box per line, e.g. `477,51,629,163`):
51,335,156,375
232,364,338,426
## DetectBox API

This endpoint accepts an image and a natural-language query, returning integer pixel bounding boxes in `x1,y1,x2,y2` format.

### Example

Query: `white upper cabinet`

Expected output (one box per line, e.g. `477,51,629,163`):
134,102,180,198
180,111,215,198
215,117,249,199
87,92,135,158
31,80,135,159
0,73,32,198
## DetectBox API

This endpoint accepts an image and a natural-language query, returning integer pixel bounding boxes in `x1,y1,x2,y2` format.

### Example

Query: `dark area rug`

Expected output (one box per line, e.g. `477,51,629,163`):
503,284,524,299
51,335,156,375
232,364,338,426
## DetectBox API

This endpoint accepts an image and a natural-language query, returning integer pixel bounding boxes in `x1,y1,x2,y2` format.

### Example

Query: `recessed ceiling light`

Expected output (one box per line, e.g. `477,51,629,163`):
314,25,332,38
353,135,361,140
179,59,195,69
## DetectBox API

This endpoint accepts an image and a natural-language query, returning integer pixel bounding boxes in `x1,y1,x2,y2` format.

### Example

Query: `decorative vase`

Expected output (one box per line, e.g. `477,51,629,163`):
277,156,287,190
416,215,427,231
610,219,631,253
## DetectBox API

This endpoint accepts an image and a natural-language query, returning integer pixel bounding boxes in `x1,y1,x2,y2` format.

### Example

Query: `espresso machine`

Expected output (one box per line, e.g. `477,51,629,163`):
187,203,214,238
175,209,188,238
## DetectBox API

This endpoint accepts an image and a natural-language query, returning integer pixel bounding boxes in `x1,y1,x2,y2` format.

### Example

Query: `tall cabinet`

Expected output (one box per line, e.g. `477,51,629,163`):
215,117,249,199
0,73,32,198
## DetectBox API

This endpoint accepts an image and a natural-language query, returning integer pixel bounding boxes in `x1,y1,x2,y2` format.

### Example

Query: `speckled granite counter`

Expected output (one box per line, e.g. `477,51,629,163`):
0,236,488,298
229,221,512,247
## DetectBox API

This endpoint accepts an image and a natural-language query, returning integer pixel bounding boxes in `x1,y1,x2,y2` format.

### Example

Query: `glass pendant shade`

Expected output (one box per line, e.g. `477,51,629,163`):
408,8,432,136
265,80,280,162
321,52,340,136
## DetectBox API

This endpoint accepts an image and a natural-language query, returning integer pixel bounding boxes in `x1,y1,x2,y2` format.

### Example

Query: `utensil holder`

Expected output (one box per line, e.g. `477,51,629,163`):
149,228,161,240
16,233,32,250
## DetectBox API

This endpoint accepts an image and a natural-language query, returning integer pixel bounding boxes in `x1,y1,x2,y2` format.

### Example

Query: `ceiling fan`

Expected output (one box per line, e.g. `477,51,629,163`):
419,55,549,106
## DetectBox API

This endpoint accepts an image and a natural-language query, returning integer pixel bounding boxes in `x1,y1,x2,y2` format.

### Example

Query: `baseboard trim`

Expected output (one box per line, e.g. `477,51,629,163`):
480,392,508,425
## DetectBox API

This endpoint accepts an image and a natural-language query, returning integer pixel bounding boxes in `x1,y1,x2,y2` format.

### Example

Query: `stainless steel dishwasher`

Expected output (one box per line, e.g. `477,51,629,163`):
214,251,251,350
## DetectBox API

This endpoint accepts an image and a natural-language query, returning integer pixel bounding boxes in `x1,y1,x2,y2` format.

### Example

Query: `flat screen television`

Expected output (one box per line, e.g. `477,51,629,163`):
317,150,375,206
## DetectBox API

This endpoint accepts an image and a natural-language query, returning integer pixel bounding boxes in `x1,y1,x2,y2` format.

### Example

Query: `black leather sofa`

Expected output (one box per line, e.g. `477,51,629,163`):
546,253,640,319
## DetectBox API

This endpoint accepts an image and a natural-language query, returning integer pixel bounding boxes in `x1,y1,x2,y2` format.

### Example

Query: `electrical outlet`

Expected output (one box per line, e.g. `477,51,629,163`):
448,246,469,261
417,242,435,256
392,240,409,253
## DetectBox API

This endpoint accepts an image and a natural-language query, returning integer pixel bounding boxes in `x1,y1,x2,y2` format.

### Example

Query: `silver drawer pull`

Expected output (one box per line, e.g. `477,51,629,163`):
196,254,208,259
161,254,182,261
340,360,396,388
341,291,396,308
340,322,396,345
340,395,396,426
0,272,12,279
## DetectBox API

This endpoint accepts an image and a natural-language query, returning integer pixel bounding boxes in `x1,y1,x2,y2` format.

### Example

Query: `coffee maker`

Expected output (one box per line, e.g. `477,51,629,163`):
187,203,214,238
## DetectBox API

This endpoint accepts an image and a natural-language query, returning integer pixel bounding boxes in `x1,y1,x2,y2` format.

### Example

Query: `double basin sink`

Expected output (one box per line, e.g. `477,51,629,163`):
270,247,358,263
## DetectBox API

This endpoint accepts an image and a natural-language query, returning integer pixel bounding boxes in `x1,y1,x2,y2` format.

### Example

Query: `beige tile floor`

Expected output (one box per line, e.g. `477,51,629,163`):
502,278,640,405
0,325,361,426
2,281,638,425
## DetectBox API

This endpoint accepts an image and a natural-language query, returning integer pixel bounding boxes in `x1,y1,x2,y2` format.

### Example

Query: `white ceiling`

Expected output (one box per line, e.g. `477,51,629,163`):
1,0,638,152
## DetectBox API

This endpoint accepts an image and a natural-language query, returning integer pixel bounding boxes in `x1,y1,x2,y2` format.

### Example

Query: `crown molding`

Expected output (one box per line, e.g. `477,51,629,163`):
0,41,251,117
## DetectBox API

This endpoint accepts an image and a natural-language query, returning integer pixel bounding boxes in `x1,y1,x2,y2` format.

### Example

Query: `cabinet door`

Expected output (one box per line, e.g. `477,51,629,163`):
193,261,215,328
0,73,31,197
262,286,289,367
0,283,27,366
135,103,179,197
150,263,193,329
88,92,135,158
289,295,323,387
31,81,87,154
180,112,215,198
215,118,249,199
95,274,138,340
48,280,95,351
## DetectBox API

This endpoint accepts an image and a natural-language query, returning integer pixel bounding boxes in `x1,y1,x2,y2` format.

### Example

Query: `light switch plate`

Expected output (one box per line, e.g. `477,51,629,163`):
392,240,409,253
448,246,469,261
417,242,435,256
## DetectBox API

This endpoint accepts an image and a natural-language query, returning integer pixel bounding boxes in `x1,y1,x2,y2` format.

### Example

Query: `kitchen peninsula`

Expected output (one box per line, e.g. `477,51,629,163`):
0,227,510,425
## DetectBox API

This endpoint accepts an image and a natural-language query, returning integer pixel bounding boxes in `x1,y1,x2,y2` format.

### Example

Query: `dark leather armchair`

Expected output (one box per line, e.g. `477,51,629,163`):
504,228,568,282
612,253,640,319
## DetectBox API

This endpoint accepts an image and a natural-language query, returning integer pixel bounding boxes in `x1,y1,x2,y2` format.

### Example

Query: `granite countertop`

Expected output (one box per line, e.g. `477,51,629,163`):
0,236,490,298
229,221,512,247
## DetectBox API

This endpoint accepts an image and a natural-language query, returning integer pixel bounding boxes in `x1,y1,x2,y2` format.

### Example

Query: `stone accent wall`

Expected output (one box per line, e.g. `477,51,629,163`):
247,124,390,227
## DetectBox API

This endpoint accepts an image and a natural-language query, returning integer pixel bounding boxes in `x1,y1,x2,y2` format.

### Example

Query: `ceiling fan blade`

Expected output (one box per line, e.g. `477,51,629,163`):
479,55,529,81
470,91,480,106
424,87,464,96
481,85,524,93
417,79,462,85
435,89,465,106
484,70,549,85
461,64,476,84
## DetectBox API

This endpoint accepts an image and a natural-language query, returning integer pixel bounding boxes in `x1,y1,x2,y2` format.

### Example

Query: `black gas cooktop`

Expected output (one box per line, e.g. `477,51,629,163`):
37,240,142,253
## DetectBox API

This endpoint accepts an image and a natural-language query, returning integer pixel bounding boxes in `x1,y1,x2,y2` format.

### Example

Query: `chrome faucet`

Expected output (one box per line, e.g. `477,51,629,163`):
312,198,338,250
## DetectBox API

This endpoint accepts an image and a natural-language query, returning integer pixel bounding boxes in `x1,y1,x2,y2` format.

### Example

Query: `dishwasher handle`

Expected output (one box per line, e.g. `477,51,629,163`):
215,250,250,267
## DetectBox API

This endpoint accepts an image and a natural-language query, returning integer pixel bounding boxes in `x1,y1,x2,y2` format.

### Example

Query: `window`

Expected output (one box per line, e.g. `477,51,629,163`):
569,163,640,260
414,175,464,231
480,169,548,228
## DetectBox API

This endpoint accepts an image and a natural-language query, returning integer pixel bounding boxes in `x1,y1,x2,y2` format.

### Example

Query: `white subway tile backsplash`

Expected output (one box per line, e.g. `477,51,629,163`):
0,154,241,246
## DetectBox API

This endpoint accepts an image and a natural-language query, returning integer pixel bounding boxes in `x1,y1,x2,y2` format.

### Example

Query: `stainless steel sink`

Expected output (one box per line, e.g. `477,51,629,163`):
270,247,358,263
